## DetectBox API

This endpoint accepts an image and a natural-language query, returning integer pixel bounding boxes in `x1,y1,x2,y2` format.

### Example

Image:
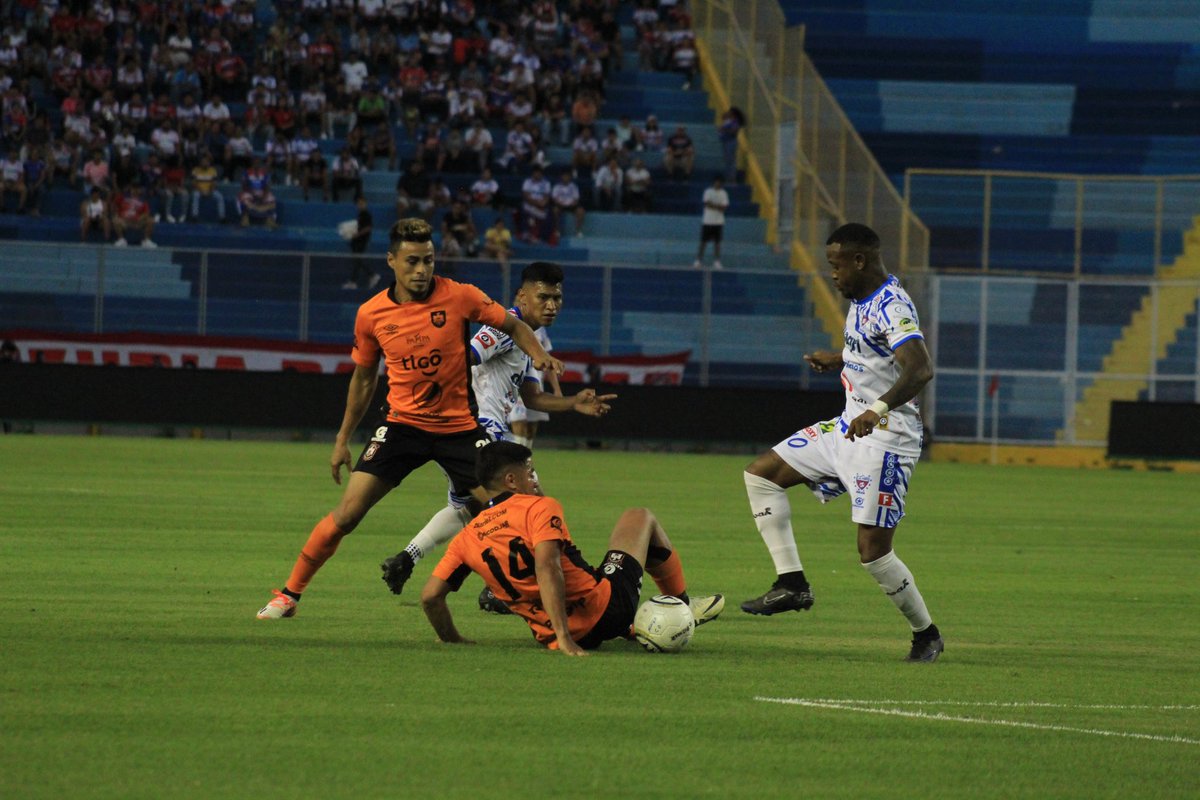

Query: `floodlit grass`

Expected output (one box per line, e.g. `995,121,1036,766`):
1,436,1197,799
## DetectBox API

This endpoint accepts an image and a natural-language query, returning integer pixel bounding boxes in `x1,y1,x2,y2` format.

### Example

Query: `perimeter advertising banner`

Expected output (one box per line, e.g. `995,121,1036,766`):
0,331,689,385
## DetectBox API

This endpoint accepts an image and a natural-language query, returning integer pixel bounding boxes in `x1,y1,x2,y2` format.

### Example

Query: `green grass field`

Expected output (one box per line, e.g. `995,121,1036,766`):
2,435,1198,799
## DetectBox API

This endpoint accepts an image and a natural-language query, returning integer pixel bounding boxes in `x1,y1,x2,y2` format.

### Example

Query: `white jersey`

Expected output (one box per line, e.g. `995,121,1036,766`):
470,307,542,436
839,274,924,456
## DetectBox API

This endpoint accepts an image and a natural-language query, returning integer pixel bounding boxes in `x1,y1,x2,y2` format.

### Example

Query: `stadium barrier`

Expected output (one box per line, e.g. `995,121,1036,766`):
1108,400,1200,460
0,363,843,445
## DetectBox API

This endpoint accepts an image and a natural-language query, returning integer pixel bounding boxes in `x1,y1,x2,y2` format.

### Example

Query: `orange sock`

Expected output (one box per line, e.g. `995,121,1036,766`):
646,550,686,598
285,513,348,595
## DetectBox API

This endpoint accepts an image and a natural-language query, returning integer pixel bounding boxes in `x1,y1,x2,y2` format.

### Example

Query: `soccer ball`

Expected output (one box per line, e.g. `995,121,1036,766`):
633,595,695,653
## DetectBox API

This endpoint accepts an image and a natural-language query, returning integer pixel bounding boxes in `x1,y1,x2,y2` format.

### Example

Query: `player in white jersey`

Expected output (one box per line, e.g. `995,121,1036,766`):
379,262,616,599
507,324,560,448
740,223,944,663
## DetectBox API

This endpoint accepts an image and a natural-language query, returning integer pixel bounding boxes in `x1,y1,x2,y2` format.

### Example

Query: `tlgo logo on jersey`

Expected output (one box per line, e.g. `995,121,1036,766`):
398,349,442,376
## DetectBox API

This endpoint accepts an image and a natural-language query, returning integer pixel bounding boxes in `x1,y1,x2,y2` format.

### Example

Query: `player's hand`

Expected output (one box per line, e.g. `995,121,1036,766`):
573,389,617,417
533,354,564,375
330,442,352,484
440,636,476,645
804,350,843,374
844,409,880,441
557,637,588,657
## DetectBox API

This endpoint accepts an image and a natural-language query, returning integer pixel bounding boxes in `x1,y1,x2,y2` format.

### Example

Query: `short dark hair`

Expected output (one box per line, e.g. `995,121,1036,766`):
389,218,433,250
520,261,564,286
826,223,880,254
476,441,533,488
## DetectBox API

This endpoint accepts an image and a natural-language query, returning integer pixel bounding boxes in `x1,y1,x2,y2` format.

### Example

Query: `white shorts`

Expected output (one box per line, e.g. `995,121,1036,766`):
507,399,549,424
772,417,915,528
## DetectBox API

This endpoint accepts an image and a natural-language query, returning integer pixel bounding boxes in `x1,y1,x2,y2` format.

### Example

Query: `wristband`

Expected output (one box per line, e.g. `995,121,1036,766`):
869,399,889,417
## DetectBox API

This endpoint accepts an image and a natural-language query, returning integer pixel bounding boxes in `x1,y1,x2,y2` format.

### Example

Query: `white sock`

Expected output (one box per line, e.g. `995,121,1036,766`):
507,433,533,448
407,505,472,563
862,550,932,632
744,471,803,574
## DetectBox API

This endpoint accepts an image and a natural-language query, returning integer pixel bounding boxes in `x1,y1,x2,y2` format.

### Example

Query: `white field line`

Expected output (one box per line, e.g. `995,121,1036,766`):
765,698,1200,711
754,697,1200,746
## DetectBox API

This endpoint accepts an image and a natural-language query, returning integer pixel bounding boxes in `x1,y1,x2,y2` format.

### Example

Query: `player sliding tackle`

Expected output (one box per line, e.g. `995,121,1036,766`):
419,441,725,654
740,223,945,662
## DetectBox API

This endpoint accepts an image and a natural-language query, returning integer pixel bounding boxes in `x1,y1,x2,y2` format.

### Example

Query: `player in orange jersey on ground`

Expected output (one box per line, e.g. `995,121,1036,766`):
419,441,725,654
257,219,563,619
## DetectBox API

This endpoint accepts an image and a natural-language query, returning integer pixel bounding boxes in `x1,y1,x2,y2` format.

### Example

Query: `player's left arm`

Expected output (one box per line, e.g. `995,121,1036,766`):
419,575,475,645
543,366,563,397
845,337,934,441
519,380,616,416
533,540,587,656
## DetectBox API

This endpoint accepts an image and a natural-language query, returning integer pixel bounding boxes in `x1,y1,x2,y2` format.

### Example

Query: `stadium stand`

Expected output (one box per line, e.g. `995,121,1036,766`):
781,0,1200,438
0,1,824,391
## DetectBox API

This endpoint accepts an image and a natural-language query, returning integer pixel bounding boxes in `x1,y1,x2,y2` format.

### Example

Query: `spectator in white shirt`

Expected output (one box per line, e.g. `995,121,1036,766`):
593,156,622,211
551,169,585,237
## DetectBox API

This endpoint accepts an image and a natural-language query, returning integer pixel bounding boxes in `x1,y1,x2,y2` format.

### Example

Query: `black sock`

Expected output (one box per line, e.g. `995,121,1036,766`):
777,570,809,592
281,587,301,602
916,623,939,640
646,544,672,566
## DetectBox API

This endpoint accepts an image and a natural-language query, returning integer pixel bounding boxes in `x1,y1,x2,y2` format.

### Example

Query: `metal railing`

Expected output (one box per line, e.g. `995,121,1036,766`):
926,272,1200,446
0,240,830,390
905,169,1200,275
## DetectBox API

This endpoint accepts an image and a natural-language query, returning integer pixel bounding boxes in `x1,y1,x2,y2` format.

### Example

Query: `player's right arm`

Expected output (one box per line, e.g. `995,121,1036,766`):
804,349,844,374
419,575,474,645
534,539,588,657
330,362,379,483
501,312,564,375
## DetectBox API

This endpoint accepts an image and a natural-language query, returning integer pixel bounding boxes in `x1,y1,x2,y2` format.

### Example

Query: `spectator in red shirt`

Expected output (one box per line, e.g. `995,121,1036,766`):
112,184,156,247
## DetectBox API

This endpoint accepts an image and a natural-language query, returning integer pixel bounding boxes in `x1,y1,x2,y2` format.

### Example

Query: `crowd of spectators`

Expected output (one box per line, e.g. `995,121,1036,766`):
0,0,702,249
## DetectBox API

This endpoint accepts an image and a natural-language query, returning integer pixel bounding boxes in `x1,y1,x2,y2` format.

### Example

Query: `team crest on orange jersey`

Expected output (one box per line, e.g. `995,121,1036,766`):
430,310,446,327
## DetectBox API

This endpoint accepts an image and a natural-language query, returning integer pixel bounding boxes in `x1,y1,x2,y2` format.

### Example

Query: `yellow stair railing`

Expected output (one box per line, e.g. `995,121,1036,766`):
1068,219,1200,443
692,0,929,347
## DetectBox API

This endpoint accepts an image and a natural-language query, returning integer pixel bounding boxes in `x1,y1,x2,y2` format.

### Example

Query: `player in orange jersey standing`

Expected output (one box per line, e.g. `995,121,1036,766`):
419,441,725,654
257,219,564,619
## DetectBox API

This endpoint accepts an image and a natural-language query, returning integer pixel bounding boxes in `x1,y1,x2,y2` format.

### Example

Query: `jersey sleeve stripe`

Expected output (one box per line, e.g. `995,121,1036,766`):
891,333,924,349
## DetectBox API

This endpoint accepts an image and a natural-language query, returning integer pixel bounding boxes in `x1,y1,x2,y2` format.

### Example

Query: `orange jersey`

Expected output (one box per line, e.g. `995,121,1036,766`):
351,276,507,433
432,493,611,648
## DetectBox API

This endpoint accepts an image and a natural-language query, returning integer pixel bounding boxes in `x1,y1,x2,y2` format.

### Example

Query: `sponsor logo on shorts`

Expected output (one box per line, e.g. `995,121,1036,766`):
803,426,819,439
372,426,388,442
363,442,380,461
853,496,864,507
878,493,894,507
818,420,838,434
430,310,446,328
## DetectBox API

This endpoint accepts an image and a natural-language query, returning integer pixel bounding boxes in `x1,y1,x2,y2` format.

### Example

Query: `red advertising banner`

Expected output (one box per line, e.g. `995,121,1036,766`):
0,331,689,385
